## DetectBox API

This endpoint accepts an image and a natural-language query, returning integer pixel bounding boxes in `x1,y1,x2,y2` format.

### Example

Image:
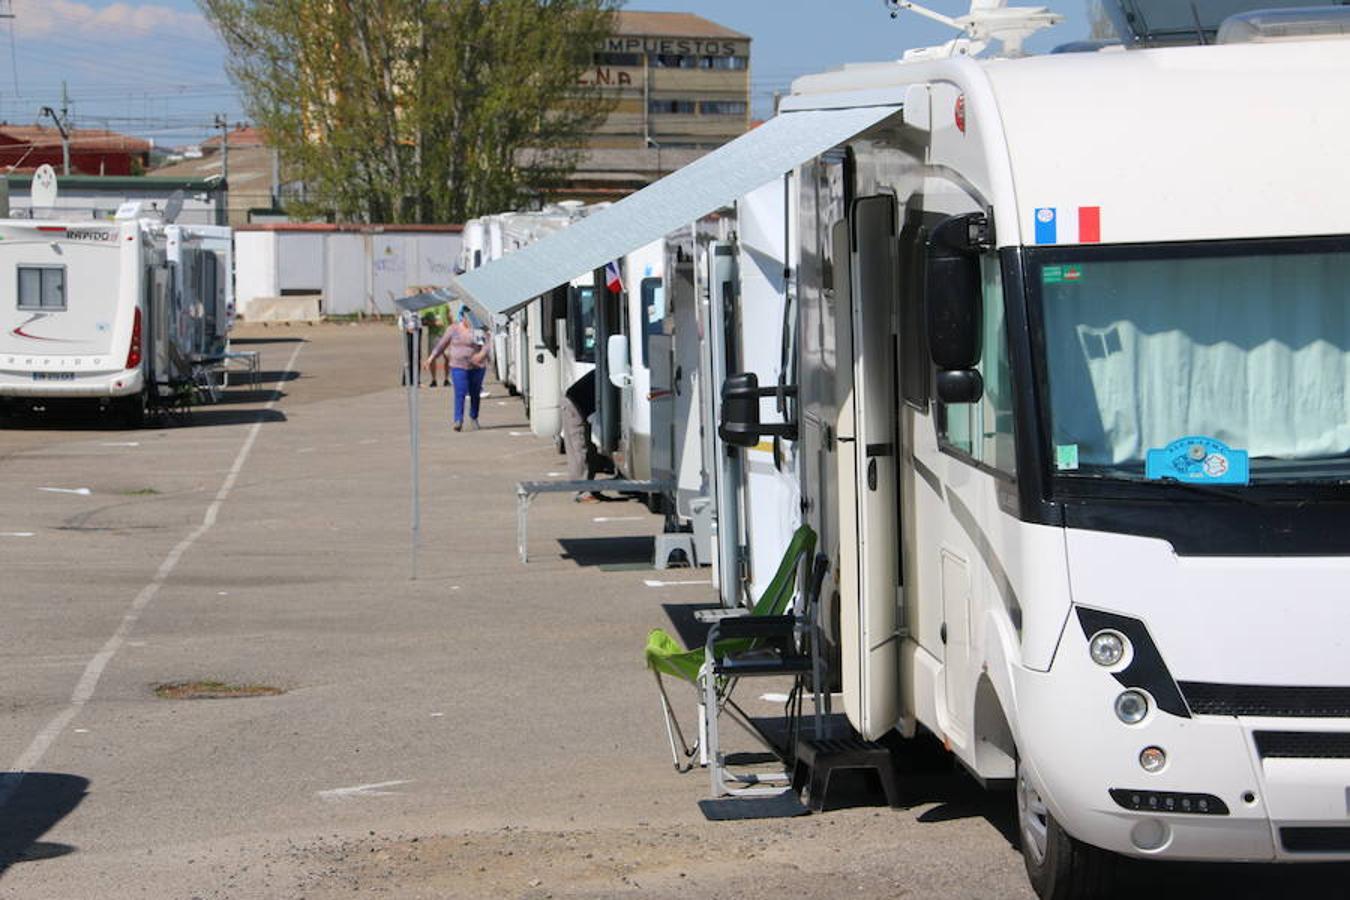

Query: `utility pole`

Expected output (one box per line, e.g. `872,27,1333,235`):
39,82,72,177
214,114,230,185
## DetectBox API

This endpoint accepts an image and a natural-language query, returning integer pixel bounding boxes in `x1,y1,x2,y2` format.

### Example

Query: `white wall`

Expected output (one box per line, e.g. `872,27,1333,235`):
323,233,368,315
277,233,325,293
234,231,277,320
235,230,463,318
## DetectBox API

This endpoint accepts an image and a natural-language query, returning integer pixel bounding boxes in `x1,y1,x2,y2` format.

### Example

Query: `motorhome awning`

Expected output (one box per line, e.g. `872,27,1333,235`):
452,103,901,315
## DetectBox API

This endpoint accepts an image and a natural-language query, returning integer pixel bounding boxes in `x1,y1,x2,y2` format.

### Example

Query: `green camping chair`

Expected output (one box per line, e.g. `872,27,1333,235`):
644,524,817,772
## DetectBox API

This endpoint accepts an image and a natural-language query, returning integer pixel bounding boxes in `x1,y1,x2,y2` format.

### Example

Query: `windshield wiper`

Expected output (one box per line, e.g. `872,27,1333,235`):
1064,468,1270,506
1149,477,1267,507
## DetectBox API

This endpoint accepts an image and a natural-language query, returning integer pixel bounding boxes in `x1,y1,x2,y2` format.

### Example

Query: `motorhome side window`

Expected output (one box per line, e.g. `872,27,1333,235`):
639,277,664,367
17,265,66,311
570,285,597,363
898,219,929,409
939,257,1015,473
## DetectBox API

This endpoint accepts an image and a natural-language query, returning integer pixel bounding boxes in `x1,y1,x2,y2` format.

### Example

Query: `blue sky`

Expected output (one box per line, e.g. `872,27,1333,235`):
0,0,1093,148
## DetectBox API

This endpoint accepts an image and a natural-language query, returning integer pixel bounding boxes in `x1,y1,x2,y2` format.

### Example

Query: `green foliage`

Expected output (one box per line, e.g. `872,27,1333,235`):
199,0,619,223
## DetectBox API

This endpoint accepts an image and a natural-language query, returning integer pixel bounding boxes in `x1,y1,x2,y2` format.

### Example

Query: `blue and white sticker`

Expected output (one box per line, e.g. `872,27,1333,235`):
1034,207,1057,245
1145,436,1250,486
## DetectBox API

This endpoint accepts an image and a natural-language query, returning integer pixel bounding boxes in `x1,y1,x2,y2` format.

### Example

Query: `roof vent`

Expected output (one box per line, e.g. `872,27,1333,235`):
1217,6,1350,42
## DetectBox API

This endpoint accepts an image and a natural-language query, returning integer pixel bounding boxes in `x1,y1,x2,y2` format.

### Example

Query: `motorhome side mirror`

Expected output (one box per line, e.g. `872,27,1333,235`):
936,369,984,405
719,372,762,448
926,213,988,371
606,334,632,389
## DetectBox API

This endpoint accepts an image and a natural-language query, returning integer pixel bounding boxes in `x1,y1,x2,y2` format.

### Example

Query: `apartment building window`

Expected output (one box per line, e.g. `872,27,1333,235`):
594,51,642,66
699,56,747,70
648,99,696,115
652,54,697,68
700,100,747,116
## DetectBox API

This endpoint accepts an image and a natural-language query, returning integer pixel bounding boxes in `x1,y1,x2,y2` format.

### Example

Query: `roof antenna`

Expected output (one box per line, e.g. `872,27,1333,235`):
884,0,1063,58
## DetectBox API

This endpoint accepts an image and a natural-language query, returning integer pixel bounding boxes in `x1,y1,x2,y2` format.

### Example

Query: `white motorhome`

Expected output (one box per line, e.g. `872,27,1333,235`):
456,3,1350,894
0,214,231,424
723,14,1350,899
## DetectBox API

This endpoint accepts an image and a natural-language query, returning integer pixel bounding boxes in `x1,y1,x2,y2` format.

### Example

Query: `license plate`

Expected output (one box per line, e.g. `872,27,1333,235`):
31,372,75,381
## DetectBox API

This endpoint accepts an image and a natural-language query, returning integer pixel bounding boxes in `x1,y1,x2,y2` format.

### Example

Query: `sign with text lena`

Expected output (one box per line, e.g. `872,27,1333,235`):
603,37,739,56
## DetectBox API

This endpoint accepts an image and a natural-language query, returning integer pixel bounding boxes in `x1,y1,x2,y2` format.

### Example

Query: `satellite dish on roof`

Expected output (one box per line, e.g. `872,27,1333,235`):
164,189,185,224
31,164,58,209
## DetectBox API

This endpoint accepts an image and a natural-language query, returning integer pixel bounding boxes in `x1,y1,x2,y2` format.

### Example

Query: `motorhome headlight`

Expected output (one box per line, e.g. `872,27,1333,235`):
1139,746,1167,773
1089,630,1127,667
1115,690,1149,725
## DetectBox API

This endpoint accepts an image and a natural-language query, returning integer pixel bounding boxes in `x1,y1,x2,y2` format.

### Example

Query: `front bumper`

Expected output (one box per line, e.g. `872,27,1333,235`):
1014,616,1350,862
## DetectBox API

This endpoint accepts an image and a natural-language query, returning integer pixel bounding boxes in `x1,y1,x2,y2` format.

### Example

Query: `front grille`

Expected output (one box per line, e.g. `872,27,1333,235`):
1179,682,1350,718
1281,828,1350,854
1254,731,1350,759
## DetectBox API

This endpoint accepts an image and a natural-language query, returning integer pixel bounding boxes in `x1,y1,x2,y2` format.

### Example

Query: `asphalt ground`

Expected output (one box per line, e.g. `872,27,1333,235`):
0,322,1341,899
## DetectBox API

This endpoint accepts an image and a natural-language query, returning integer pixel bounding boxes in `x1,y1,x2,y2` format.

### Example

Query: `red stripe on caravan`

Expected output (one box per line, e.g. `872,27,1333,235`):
36,226,64,233
1078,207,1101,243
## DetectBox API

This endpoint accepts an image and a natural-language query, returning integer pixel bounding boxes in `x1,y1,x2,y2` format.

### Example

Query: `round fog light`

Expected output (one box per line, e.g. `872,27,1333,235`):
1089,630,1126,667
1139,746,1167,772
1130,818,1171,852
1115,690,1149,724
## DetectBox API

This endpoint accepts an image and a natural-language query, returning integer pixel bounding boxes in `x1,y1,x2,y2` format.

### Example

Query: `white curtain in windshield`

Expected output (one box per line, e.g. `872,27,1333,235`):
1044,252,1350,466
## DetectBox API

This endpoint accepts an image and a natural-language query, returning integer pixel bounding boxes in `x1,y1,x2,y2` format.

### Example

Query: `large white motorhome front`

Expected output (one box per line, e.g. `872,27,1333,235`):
0,216,231,423
452,18,1350,893
725,25,1350,899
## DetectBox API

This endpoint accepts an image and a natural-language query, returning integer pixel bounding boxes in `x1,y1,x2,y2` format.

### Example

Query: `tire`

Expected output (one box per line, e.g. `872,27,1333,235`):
1017,757,1116,900
120,390,149,428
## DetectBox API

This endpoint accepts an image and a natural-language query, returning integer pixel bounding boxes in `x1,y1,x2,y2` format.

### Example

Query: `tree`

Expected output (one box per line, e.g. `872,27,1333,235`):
199,0,619,223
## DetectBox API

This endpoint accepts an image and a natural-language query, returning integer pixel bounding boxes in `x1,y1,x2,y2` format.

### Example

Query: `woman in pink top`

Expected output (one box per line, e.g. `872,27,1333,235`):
426,306,490,431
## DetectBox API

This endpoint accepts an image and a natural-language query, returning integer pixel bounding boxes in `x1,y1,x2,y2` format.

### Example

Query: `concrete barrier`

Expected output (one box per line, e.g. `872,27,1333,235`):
240,295,322,322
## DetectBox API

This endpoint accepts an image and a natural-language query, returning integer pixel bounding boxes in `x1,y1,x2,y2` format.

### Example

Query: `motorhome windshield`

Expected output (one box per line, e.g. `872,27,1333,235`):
1031,239,1350,486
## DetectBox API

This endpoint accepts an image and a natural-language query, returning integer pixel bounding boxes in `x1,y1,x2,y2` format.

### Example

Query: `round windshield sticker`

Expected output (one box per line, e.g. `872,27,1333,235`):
1145,436,1249,485
1037,208,1055,223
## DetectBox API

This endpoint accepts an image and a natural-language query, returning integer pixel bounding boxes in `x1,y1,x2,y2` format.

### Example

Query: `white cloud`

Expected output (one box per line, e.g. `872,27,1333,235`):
14,0,213,41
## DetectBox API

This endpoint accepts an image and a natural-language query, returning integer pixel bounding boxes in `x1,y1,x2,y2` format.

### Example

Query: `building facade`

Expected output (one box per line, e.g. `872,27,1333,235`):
579,11,751,151
5,174,227,225
0,125,150,177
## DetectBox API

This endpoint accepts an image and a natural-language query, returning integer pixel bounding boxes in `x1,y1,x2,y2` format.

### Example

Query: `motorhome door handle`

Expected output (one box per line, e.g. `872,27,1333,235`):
940,622,948,645
867,458,878,491
536,353,544,363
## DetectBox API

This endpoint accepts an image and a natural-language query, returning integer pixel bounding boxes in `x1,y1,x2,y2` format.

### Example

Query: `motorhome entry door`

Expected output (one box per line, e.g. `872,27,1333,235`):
843,194,901,740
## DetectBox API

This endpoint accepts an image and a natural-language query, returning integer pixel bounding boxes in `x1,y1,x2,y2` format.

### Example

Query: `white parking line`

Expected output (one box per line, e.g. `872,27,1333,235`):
593,516,644,523
0,532,34,537
38,487,91,496
99,442,140,448
317,779,410,801
643,579,713,588
0,340,305,810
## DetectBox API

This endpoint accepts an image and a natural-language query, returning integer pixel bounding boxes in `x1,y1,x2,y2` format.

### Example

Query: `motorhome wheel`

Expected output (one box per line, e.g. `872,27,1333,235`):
1017,757,1115,899
121,391,150,428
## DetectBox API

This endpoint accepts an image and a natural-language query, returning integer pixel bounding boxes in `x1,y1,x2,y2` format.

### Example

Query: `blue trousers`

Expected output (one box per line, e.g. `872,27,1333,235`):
450,367,485,424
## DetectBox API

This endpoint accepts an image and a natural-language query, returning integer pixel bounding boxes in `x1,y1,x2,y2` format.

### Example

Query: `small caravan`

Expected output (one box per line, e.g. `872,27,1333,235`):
0,213,232,423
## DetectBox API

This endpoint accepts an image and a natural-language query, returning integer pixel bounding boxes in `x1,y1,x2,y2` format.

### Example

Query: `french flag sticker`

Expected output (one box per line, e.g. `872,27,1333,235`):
1034,206,1101,244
